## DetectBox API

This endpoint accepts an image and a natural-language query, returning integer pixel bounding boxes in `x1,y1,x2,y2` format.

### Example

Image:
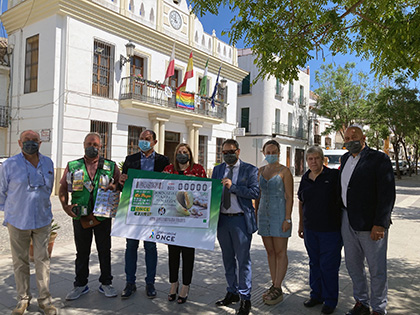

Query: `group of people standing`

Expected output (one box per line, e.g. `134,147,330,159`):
0,124,395,315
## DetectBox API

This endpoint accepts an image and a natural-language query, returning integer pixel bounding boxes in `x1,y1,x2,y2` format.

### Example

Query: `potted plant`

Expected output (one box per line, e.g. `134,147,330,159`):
29,219,60,262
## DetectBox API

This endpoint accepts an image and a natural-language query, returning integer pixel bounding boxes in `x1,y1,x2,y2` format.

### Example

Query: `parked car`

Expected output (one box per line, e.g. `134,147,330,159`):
322,149,347,169
392,160,409,175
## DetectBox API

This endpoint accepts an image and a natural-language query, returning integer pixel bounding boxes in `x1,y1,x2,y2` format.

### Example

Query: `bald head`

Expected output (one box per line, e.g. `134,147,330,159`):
344,125,366,155
20,130,40,142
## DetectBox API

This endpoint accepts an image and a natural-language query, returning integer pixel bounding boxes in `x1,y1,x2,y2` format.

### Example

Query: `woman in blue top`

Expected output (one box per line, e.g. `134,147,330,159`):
255,140,293,305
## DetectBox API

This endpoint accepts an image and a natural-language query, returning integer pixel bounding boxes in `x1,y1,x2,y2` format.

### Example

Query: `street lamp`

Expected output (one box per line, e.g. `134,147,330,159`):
120,41,135,69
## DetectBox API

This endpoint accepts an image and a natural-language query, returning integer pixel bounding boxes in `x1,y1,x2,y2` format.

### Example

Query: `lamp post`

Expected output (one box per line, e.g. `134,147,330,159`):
119,41,135,69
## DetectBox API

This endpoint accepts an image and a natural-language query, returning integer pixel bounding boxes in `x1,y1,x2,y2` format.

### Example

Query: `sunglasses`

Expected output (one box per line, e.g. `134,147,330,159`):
222,149,238,155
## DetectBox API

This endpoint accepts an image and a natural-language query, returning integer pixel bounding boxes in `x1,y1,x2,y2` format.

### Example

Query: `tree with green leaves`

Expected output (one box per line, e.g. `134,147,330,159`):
190,0,420,82
368,76,420,178
313,62,370,140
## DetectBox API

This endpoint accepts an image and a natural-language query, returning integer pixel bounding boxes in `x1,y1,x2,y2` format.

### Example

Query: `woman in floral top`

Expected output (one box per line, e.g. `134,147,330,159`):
163,143,206,304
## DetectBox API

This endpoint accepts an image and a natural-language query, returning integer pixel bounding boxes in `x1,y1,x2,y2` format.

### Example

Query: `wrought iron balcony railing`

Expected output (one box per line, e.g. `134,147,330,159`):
272,122,308,140
120,76,226,120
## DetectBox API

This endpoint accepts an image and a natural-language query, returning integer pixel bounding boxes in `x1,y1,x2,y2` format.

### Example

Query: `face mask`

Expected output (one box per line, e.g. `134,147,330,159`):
344,140,363,154
85,146,99,158
22,141,39,155
223,153,238,165
176,153,189,165
265,154,279,164
138,140,151,152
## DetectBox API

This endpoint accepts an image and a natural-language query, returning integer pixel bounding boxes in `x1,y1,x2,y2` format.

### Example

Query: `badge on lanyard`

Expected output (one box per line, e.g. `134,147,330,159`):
72,169,84,191
103,163,111,171
84,180,94,193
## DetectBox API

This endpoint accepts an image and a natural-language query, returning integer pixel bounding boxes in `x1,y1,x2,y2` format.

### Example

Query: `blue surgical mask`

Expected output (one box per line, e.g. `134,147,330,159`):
138,140,151,152
265,154,279,164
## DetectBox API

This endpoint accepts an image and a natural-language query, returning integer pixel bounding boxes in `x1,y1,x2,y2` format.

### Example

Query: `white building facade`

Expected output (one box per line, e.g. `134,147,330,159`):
236,48,310,175
0,37,10,155
2,0,247,190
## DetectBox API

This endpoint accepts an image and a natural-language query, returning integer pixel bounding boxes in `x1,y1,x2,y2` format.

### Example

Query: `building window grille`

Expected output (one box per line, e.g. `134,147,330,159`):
128,125,145,155
198,135,208,168
91,120,112,159
92,40,114,98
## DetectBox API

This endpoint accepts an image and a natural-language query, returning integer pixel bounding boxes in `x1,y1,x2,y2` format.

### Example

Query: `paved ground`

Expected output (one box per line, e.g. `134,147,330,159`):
0,175,419,314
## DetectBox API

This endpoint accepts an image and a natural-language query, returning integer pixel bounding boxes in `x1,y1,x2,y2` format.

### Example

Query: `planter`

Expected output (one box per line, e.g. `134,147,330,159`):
29,232,57,262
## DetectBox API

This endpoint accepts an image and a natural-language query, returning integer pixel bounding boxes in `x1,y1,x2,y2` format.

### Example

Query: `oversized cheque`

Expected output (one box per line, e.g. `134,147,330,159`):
111,169,223,250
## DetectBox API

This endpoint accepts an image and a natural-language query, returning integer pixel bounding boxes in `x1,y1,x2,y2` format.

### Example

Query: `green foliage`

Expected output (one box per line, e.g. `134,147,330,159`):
190,0,420,82
313,62,370,138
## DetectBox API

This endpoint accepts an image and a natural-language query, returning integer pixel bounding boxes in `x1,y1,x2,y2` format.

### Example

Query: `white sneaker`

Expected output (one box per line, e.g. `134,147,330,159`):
99,284,117,298
65,285,89,300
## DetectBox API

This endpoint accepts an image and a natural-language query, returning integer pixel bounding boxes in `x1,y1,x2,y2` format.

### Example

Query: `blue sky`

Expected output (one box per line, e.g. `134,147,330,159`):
0,0,8,38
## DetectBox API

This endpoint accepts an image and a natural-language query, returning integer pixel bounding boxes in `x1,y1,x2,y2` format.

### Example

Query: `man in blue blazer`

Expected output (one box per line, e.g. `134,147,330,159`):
340,126,395,315
212,139,259,315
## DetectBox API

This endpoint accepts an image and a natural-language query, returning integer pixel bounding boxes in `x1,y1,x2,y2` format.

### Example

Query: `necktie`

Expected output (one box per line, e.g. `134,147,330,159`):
223,166,234,209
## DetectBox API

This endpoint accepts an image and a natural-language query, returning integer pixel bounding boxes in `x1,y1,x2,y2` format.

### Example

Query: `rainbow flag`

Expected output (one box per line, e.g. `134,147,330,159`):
176,90,195,110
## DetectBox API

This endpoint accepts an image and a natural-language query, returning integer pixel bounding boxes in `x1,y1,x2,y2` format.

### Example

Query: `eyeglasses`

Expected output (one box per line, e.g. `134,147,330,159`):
25,163,46,189
222,149,238,155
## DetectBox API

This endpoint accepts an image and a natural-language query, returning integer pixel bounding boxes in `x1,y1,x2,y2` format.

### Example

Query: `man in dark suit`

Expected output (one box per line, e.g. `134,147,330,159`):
340,126,395,315
212,139,259,315
118,129,169,299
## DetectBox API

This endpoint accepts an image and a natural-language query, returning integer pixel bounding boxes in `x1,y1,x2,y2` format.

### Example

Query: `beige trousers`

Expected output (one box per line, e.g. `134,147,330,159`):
7,223,52,305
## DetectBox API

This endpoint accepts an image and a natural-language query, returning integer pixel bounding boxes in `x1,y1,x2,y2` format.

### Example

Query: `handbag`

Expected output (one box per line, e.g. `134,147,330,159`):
80,213,101,229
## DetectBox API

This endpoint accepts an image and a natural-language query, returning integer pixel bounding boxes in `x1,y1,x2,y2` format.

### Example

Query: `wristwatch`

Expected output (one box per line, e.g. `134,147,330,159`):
285,219,292,224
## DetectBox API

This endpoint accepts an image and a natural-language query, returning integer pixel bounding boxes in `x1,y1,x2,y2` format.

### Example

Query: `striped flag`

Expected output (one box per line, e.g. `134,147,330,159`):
199,59,209,96
176,90,195,110
177,51,193,91
164,43,175,85
211,66,221,108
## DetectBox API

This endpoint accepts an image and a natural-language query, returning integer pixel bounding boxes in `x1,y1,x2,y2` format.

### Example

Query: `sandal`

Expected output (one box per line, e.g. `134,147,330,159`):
168,282,179,302
264,287,283,305
177,285,190,304
262,285,274,300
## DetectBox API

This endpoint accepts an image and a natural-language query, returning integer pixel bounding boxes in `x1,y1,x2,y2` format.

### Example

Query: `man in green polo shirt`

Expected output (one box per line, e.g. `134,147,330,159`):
59,132,121,300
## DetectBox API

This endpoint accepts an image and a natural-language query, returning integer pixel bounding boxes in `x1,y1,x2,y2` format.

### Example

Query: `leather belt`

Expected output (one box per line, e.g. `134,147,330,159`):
221,212,244,217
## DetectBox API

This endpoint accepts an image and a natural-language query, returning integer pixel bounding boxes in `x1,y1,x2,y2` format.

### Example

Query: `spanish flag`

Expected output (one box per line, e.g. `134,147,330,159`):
176,90,195,110
177,51,193,91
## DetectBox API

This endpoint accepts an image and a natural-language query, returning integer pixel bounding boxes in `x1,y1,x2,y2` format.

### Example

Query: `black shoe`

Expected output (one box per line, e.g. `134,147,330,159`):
236,300,251,315
177,285,190,304
145,283,157,299
121,283,136,299
215,292,240,306
304,298,323,307
321,305,335,314
346,302,370,315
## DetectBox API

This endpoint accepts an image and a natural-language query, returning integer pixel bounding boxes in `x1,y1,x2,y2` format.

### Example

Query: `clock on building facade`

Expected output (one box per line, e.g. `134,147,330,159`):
169,10,182,30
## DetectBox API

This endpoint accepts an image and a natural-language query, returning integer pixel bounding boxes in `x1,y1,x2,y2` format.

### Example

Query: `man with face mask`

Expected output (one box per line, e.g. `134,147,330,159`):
0,130,56,315
211,139,259,315
118,129,169,299
59,132,121,301
340,125,395,315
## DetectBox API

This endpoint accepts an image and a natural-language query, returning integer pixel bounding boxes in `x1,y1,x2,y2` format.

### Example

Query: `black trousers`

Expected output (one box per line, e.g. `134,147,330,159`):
168,245,195,285
72,218,113,287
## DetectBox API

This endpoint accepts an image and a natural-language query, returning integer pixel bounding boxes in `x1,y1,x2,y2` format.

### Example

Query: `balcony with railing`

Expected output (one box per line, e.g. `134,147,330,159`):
0,106,9,128
272,122,308,140
120,76,226,123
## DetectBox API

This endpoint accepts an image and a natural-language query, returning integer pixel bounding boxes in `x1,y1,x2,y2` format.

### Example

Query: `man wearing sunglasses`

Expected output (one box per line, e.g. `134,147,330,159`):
0,130,56,315
212,139,259,315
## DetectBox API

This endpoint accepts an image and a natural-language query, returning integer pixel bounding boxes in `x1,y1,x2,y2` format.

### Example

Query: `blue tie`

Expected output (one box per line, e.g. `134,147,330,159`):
223,166,234,209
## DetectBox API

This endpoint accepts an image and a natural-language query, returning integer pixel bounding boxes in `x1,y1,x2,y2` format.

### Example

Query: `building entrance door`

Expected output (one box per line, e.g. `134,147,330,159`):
295,148,305,175
164,131,180,164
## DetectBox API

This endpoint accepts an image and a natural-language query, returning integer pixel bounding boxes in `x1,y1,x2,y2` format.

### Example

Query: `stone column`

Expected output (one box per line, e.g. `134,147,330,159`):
149,113,169,154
